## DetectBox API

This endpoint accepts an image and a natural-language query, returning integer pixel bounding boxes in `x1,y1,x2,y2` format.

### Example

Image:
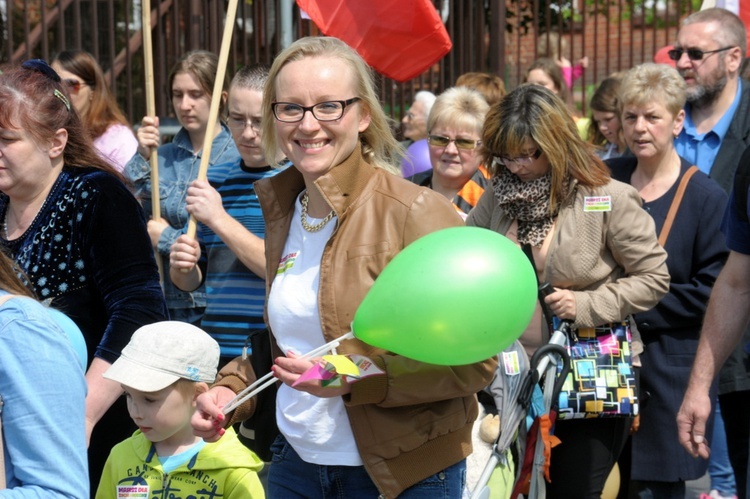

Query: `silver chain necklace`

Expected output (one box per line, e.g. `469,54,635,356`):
300,191,335,232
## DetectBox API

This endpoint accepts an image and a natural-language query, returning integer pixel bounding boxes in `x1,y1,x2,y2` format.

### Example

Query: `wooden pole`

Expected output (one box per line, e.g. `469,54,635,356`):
142,0,164,285
185,0,240,240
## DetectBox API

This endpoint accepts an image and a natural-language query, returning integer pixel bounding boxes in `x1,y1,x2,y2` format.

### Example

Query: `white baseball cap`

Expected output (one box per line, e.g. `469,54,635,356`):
104,321,220,392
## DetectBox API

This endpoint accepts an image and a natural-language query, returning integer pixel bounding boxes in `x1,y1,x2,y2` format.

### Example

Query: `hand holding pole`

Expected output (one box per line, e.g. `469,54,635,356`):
185,0,240,240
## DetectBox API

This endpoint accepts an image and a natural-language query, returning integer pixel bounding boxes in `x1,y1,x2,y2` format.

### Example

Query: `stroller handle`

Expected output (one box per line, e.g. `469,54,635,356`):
518,328,571,410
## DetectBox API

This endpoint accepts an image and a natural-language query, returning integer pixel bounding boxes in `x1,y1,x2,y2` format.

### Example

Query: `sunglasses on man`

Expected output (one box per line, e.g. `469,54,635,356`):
667,46,735,62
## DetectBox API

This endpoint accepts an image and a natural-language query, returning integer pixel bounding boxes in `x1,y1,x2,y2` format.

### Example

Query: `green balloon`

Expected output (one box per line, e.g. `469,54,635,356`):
352,226,538,365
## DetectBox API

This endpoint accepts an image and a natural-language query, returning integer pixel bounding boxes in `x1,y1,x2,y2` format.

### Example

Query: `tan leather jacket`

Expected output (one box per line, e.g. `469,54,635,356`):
218,147,497,498
467,178,670,330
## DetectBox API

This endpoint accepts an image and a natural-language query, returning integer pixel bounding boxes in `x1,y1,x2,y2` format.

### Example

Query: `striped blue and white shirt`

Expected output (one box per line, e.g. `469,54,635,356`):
201,159,287,358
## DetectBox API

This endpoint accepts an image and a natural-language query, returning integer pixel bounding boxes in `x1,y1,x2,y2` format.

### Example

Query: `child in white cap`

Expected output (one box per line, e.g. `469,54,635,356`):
95,321,264,498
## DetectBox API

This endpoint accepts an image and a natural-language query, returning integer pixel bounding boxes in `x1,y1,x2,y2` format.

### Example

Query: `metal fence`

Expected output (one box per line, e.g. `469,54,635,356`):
1,0,698,130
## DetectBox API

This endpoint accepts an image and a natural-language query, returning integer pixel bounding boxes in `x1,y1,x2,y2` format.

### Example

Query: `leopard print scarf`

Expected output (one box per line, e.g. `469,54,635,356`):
492,167,560,247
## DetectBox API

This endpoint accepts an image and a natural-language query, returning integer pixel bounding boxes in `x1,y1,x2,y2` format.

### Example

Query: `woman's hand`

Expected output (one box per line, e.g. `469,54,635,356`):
191,386,234,442
136,116,160,159
273,351,352,398
544,288,577,321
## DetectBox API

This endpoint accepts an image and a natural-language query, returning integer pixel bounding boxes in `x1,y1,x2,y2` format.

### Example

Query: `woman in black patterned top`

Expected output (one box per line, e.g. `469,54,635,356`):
0,60,168,495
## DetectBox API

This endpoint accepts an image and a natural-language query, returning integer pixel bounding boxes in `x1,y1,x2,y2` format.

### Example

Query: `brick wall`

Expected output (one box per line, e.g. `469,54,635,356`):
502,7,686,110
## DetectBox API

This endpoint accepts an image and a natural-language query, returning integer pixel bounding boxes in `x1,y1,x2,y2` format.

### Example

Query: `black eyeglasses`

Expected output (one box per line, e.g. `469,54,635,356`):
492,149,542,167
21,59,61,83
427,134,482,150
272,98,360,123
667,46,736,62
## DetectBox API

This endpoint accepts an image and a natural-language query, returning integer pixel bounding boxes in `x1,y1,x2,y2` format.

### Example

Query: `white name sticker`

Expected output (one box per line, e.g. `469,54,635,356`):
276,251,299,275
117,485,149,498
584,195,612,212
502,350,521,376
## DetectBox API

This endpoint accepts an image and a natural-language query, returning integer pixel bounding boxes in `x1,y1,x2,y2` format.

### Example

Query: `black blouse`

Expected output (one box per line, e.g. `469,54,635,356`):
0,167,168,364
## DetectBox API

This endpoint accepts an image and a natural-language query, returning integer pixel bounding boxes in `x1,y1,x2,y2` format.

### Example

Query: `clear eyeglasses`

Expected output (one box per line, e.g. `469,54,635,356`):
492,149,542,167
227,116,262,132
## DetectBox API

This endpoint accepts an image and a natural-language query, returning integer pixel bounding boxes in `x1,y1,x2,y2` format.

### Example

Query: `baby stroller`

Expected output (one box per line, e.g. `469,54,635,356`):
471,284,572,499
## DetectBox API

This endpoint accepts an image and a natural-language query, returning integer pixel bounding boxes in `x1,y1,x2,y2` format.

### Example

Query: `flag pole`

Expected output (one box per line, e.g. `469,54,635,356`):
141,0,164,285
185,0,240,240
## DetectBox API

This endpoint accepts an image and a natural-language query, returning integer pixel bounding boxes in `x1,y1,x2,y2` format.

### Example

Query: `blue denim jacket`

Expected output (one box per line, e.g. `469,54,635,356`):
124,125,240,310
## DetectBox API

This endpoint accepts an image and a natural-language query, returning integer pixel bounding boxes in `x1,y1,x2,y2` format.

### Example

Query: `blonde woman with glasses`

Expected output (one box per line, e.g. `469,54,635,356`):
408,86,490,219
192,36,496,499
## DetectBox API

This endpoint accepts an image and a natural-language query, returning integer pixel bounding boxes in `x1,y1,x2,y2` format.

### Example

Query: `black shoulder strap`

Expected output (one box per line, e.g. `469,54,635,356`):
522,243,555,328
521,243,538,285
736,147,750,224
237,328,279,462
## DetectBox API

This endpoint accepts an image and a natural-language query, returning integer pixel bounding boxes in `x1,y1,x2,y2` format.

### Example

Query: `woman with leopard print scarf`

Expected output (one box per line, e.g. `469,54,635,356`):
467,84,670,499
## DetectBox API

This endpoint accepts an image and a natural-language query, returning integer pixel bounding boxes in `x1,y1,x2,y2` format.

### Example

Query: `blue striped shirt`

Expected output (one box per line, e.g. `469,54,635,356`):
200,159,286,357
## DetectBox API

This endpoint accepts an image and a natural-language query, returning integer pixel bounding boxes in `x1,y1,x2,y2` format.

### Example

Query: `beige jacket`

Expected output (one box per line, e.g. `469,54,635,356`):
218,147,497,498
467,178,670,331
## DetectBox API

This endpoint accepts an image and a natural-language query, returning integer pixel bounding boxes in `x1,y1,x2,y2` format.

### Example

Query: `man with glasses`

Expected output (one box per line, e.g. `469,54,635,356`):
670,8,750,499
672,7,749,192
169,63,285,368
168,64,287,471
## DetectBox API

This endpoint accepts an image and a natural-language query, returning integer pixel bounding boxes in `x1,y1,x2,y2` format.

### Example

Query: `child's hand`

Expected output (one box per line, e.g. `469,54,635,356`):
191,386,235,442
578,56,590,69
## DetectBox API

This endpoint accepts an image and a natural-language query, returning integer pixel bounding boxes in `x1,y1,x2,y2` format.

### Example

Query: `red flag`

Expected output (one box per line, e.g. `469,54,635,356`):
653,45,676,68
739,1,750,54
296,0,452,82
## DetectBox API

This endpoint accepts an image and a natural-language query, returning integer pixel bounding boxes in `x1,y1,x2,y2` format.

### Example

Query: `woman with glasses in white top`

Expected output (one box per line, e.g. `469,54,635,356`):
191,36,497,499
407,86,490,219
467,83,670,498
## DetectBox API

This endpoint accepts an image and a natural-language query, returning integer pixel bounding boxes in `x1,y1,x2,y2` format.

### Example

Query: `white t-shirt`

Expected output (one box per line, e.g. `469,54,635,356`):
267,194,362,466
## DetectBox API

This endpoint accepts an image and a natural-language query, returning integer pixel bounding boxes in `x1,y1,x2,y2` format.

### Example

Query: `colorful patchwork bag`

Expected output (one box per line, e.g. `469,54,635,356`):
556,320,638,419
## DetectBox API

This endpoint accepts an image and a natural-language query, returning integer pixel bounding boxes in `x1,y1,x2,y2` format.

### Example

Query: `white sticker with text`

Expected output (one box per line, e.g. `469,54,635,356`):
584,195,612,212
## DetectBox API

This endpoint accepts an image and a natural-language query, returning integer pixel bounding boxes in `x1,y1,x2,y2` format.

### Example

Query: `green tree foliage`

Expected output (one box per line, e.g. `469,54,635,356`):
504,0,701,35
